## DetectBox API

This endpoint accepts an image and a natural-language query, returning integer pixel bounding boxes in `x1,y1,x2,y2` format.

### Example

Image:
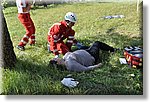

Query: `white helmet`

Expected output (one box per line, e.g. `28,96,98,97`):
64,12,77,23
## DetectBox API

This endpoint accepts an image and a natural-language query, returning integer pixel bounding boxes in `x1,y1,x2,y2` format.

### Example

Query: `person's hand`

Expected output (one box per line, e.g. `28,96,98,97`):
95,63,102,67
76,42,83,49
54,55,59,58
76,42,89,49
56,58,65,65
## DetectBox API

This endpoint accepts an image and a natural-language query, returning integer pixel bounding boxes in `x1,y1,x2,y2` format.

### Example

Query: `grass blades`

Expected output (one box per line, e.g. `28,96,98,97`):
2,2,143,95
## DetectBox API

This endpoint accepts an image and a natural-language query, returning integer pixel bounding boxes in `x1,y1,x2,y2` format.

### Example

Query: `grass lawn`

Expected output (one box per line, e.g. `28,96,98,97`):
2,2,143,95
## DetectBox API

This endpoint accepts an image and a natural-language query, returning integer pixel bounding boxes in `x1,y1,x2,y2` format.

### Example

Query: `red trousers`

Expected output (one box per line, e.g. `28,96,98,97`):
18,13,35,46
48,37,69,55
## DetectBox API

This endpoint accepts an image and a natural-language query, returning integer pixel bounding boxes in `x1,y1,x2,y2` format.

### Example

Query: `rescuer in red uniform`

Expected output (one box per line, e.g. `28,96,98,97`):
47,12,79,58
16,0,36,51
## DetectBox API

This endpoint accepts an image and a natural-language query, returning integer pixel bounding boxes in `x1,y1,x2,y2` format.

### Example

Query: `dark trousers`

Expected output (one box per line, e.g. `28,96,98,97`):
86,41,115,63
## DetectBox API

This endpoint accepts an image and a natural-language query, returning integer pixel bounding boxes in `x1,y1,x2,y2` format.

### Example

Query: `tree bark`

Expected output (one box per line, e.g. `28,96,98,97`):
0,8,17,68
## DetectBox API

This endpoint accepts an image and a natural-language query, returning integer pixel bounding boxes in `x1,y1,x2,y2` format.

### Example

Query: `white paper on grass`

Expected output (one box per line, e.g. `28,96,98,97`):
61,78,79,88
119,58,127,64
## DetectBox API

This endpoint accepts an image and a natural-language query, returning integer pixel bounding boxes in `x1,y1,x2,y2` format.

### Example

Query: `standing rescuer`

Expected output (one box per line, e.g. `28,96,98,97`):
48,12,82,58
16,0,36,51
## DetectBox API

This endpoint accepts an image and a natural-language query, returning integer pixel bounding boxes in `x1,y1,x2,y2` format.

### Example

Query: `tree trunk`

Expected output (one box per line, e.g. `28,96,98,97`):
0,8,17,68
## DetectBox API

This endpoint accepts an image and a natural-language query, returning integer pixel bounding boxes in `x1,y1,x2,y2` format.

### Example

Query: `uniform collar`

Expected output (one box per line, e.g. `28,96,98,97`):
61,20,69,28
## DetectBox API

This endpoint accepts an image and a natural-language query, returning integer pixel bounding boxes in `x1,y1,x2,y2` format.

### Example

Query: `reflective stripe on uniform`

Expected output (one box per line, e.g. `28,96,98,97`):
53,34,64,43
53,49,58,53
61,35,64,38
67,40,73,43
23,35,29,39
21,39,27,44
48,34,52,37
58,51,62,53
27,25,32,28
31,34,35,36
68,36,74,39
30,39,35,41
54,40,57,42
48,30,51,36
54,23,61,25
49,23,61,29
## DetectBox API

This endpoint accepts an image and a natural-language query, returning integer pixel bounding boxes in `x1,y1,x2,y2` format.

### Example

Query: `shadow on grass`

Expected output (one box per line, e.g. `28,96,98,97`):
88,32,142,48
76,30,142,62
4,58,113,95
73,32,143,95
2,58,74,95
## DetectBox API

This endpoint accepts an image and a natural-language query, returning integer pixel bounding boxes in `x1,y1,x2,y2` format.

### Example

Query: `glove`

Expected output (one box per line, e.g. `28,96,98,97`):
76,42,89,49
61,77,79,88
76,42,84,49
54,55,59,58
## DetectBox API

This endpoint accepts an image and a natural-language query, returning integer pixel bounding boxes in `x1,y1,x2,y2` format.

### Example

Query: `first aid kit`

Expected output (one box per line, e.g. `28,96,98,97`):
124,46,143,68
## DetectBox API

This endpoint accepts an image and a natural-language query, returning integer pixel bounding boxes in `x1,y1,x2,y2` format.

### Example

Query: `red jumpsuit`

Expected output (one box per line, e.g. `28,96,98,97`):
16,0,36,47
48,20,77,55
18,13,35,46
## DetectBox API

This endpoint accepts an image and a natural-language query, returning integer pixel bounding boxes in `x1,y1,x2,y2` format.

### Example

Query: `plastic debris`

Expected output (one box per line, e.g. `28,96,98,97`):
130,74,135,77
103,15,125,19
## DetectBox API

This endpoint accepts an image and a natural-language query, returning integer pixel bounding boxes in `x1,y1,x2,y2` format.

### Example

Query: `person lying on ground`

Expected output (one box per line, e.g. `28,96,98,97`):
49,41,118,72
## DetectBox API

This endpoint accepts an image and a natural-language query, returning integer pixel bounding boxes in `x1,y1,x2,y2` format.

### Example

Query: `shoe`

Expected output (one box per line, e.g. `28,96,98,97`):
29,44,35,46
115,48,121,52
112,48,121,53
16,45,25,51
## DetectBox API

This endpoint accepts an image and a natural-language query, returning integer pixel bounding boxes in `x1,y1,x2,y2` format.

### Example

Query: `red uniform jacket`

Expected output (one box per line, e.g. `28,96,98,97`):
48,20,77,55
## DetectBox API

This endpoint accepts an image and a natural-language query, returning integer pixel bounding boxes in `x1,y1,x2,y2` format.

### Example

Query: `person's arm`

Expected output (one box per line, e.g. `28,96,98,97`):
48,23,62,56
86,63,102,70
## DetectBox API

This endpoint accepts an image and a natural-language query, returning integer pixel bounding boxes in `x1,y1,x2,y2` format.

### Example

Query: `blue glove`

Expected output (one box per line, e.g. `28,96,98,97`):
76,42,83,49
75,42,89,49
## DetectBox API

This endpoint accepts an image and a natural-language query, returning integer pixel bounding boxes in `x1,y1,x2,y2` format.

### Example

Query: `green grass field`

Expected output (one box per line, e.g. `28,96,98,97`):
2,2,143,95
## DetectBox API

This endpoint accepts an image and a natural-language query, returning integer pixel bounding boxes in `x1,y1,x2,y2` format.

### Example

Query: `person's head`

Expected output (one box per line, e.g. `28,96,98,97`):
64,12,77,28
53,58,65,65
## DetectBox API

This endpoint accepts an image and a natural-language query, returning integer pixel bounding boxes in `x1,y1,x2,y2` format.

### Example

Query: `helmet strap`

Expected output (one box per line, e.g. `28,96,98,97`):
65,20,71,27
